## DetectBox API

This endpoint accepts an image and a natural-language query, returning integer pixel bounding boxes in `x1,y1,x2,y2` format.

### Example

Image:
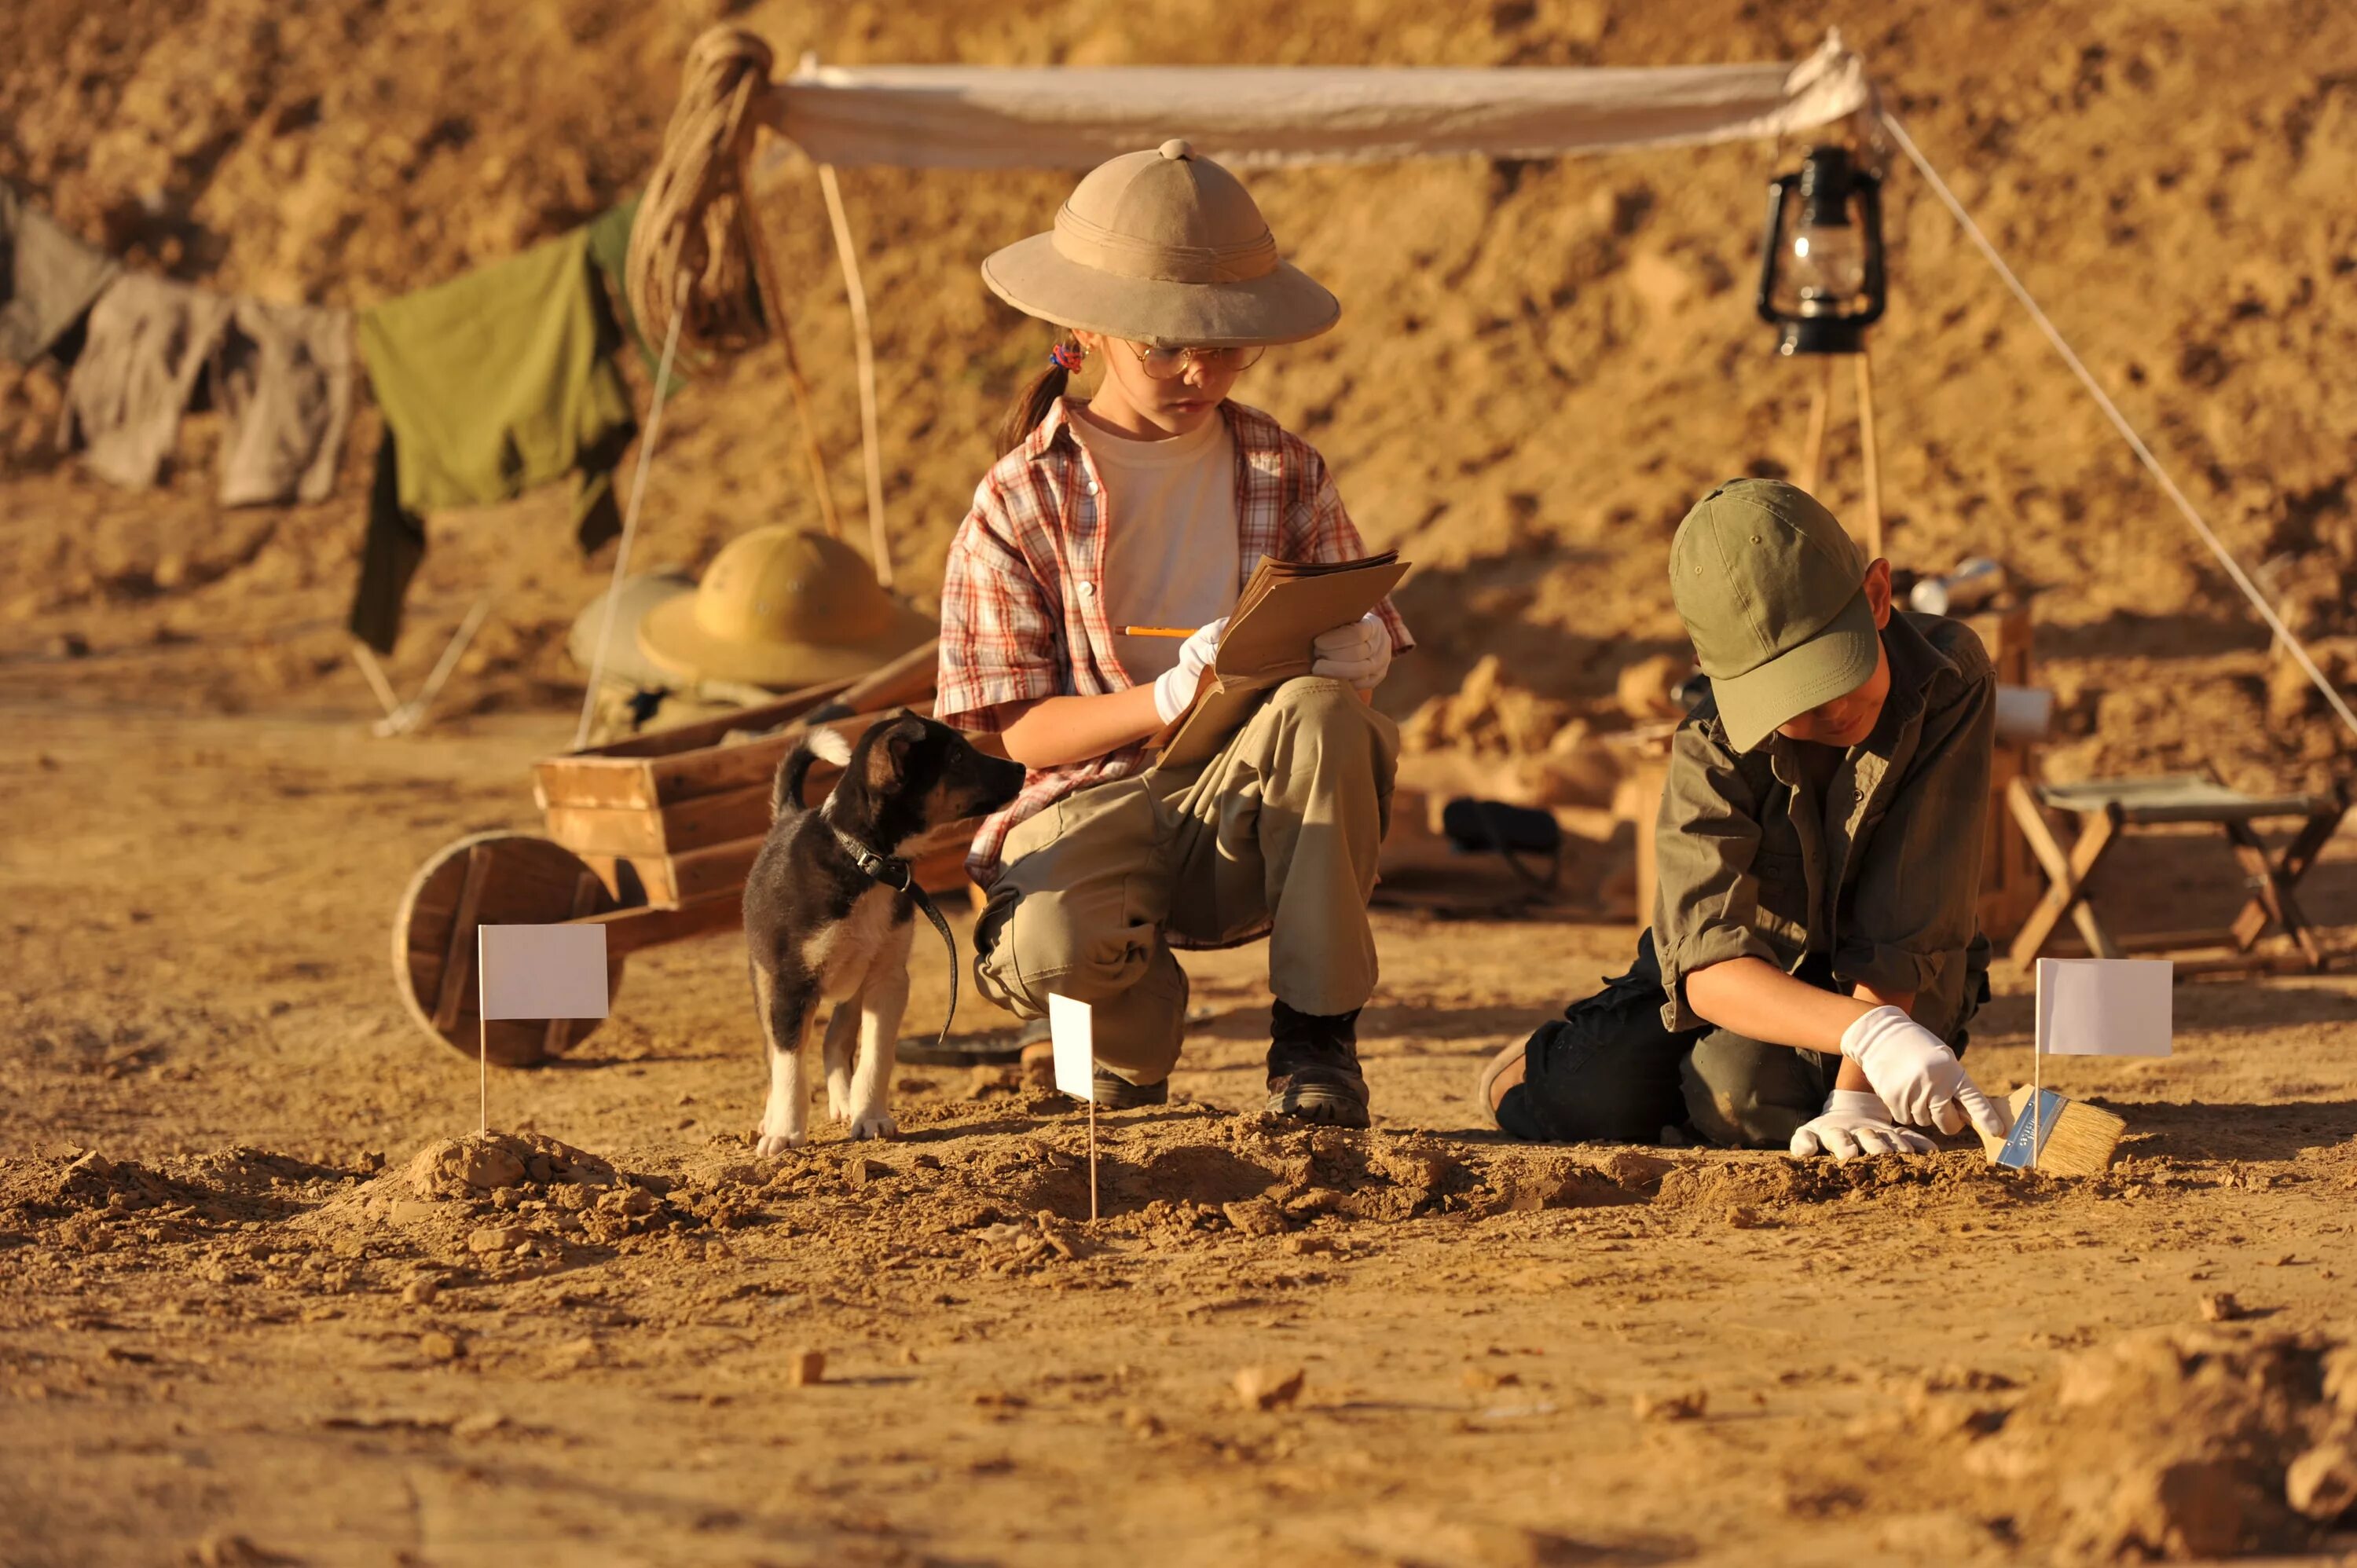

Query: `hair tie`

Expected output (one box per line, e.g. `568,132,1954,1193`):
1048,342,1087,372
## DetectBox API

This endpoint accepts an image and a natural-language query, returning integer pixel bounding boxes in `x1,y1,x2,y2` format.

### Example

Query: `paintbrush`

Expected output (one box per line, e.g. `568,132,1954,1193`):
1978,1086,2126,1175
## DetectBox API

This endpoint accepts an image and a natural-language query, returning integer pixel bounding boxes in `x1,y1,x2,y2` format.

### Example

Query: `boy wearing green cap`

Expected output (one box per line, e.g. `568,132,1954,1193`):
1479,478,2011,1159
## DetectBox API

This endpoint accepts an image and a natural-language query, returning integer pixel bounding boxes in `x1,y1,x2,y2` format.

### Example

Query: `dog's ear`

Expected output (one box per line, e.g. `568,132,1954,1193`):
805,727,852,766
864,713,929,786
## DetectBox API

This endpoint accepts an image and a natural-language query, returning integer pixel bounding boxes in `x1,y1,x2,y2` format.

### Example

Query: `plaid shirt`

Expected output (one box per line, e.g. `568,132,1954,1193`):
937,397,1413,882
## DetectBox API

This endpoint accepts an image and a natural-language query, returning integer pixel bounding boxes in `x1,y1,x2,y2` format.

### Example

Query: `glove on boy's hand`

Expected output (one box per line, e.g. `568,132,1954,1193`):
1310,614,1392,691
1789,1090,1935,1160
1152,617,1230,726
1840,1004,2010,1141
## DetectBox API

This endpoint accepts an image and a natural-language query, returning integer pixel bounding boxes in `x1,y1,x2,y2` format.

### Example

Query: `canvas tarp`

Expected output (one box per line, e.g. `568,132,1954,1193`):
767,35,1870,170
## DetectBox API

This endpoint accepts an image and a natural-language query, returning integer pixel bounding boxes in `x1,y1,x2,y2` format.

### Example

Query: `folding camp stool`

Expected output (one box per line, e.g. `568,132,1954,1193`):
2006,773,2348,976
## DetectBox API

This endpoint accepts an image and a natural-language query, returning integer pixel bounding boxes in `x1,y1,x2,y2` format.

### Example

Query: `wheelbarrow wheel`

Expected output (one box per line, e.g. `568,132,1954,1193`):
390,831,625,1067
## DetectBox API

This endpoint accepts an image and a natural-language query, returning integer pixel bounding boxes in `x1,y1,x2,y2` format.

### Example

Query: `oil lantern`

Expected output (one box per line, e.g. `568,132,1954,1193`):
1754,144,1886,355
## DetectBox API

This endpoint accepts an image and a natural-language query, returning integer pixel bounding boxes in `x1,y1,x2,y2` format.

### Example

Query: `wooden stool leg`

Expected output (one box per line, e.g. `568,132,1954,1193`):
2008,782,2124,965
2223,819,2327,969
2062,807,2124,960
2007,779,2078,965
2227,807,2344,962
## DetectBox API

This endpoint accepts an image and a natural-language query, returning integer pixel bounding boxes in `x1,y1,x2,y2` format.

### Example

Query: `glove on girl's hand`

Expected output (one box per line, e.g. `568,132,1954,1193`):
1310,614,1392,690
1151,617,1229,726
1839,1004,2010,1141
1789,1090,1936,1161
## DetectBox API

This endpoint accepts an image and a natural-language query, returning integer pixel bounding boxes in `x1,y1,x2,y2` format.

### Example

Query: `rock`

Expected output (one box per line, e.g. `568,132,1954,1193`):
1633,1389,1707,1421
2106,1458,2243,1559
790,1348,826,1387
401,1277,439,1306
467,1225,527,1254
1233,1365,1305,1411
1373,1147,1457,1189
549,1335,599,1370
1222,1199,1288,1237
1280,1234,1334,1257
844,1156,888,1188
418,1331,462,1362
1121,1405,1163,1437
2285,1441,2357,1522
451,1409,505,1439
387,1200,441,1226
460,1145,527,1192
2198,1291,2245,1322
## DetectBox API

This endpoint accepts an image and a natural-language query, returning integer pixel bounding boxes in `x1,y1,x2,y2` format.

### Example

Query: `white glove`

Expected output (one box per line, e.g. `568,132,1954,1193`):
1839,1004,2009,1141
1789,1090,1936,1161
1310,613,1392,690
1151,617,1228,726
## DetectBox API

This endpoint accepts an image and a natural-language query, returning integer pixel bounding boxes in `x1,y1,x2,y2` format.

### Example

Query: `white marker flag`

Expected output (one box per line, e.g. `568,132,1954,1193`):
2035,958,2171,1057
1047,993,1095,1102
478,925,610,1021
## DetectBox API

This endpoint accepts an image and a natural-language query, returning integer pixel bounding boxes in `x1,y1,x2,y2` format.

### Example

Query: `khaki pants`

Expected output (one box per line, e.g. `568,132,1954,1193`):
973,676,1399,1083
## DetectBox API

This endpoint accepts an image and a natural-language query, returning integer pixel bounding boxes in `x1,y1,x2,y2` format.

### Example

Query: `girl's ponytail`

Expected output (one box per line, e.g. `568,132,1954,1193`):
995,337,1084,456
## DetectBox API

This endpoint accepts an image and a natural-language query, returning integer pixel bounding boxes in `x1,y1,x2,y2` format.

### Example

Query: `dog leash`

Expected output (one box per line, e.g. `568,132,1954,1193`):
828,824,960,1053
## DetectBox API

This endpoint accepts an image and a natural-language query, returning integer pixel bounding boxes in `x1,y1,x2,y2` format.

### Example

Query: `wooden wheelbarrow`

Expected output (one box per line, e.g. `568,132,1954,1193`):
390,641,974,1064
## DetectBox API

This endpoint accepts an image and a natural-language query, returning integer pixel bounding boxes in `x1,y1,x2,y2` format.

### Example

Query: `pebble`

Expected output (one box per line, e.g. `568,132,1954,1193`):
418,1331,463,1362
451,1410,506,1439
1233,1365,1305,1411
401,1278,440,1306
1633,1389,1707,1421
2285,1442,2357,1521
1222,1199,1287,1238
844,1157,889,1188
468,1225,527,1254
2197,1291,2245,1322
790,1348,826,1387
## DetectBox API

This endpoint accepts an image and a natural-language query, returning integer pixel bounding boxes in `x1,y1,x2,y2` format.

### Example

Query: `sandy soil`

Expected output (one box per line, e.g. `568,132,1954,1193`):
5,695,2357,1566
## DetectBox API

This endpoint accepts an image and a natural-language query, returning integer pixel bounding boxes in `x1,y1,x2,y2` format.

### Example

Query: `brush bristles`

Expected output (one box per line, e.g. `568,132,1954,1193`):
1992,1085,2127,1175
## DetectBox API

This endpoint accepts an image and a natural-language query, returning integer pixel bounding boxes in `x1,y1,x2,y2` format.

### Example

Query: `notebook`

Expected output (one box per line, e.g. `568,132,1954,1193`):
1147,551,1409,771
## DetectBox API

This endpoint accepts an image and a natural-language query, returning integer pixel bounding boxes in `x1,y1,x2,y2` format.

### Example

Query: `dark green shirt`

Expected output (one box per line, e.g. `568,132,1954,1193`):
1651,612,1996,1039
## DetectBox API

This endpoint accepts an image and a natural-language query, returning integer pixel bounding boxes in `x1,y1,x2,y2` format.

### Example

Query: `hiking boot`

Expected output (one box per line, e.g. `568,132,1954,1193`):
1265,1001,1369,1128
1091,1068,1169,1110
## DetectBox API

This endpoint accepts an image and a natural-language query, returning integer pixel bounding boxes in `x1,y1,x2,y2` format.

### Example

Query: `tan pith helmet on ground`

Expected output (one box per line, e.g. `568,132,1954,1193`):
637,527,936,689
981,138,1339,347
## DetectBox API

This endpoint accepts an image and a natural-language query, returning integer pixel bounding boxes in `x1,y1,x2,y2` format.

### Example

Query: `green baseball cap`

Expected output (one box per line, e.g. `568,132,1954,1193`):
1669,478,1879,753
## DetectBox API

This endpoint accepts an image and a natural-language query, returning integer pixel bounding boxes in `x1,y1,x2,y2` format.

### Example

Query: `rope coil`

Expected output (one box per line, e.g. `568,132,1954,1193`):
629,27,842,540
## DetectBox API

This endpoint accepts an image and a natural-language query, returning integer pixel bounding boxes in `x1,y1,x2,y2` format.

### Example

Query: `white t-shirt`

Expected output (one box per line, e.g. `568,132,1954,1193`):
1072,408,1243,685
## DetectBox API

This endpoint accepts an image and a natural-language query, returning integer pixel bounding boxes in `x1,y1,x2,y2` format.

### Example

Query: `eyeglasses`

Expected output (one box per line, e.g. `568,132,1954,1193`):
1127,343,1266,380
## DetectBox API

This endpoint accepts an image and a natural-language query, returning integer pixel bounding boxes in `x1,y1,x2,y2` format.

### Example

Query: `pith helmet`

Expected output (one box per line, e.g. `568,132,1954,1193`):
981,139,1338,347
636,528,934,689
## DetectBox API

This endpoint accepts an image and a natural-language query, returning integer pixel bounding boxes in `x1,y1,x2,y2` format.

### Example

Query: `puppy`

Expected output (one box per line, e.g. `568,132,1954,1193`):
744,711,1025,1154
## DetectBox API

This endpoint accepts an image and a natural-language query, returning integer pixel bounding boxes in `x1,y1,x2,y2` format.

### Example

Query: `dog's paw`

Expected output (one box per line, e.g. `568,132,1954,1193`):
848,1115,897,1141
754,1130,807,1156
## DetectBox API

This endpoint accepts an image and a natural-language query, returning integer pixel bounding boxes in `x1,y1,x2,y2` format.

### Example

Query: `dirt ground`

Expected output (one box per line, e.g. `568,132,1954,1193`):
9,0,2357,1562
5,695,2357,1566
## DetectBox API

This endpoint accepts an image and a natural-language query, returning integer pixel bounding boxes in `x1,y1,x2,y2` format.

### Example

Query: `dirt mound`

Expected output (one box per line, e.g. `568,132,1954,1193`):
1980,1327,2357,1559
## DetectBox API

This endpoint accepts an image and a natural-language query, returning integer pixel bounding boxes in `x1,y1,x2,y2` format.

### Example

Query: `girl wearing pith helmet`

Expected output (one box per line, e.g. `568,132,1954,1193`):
937,138,1412,1128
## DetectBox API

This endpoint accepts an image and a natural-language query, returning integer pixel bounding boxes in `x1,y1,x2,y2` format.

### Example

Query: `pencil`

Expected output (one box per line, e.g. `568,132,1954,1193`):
1121,625,1195,638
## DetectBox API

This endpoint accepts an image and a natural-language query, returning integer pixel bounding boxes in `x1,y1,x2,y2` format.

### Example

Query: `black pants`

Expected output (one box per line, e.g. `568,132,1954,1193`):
1494,931,1846,1149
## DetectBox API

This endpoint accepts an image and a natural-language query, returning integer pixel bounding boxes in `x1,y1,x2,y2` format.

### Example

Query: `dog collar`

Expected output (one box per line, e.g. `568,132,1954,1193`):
827,822,961,1056
829,824,912,890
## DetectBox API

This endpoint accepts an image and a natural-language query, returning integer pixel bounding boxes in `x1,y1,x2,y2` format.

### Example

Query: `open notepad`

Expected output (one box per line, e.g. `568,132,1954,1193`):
1146,551,1409,771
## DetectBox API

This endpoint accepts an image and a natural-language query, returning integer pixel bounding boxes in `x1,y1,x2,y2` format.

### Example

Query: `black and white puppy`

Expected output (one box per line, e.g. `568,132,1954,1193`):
745,711,1025,1154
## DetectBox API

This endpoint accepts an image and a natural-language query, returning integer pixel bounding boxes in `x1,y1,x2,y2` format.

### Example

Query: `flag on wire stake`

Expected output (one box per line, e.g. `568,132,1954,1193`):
476,924,610,1136
1047,994,1099,1222
1993,958,2167,1174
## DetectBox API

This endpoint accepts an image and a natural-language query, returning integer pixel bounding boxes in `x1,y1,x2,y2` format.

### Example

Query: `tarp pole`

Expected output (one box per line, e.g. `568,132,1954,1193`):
818,163,893,590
